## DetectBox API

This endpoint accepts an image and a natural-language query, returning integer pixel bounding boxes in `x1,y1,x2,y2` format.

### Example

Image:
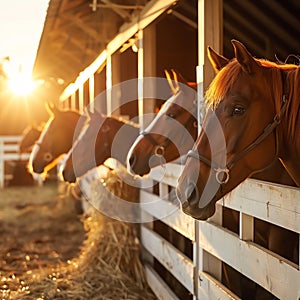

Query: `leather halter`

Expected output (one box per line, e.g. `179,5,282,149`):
186,70,288,185
140,94,198,158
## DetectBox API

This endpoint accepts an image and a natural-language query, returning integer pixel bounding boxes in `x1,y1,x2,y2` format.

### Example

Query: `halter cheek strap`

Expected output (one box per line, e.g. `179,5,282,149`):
140,100,198,159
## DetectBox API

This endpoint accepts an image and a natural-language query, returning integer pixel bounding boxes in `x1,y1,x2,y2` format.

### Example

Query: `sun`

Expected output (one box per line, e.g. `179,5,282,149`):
8,71,36,96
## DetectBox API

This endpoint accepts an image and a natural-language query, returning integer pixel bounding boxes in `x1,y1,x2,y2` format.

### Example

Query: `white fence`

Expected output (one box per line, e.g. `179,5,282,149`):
0,136,39,188
140,163,300,300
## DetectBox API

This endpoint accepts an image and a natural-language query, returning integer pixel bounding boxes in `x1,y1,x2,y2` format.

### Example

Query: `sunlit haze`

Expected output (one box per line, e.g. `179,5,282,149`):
0,0,49,95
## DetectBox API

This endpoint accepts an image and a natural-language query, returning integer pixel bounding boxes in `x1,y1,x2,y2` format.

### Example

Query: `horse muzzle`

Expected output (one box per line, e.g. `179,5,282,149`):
32,161,45,174
176,180,217,220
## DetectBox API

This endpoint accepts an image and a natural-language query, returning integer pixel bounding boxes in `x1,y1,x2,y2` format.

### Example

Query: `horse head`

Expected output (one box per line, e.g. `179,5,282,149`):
29,102,84,174
62,109,139,183
127,69,198,176
62,109,107,182
176,39,296,220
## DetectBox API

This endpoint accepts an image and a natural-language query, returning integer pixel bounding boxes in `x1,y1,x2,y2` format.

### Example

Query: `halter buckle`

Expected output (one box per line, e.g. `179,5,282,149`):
44,152,53,162
154,145,165,157
214,168,230,184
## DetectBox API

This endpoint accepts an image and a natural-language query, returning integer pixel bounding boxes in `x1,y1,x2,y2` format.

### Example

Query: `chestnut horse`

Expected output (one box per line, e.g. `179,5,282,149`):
29,103,86,175
62,110,139,183
176,40,300,220
127,70,198,176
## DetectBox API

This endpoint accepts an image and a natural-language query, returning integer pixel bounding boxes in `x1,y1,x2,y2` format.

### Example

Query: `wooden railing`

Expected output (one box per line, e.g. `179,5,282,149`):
0,136,42,188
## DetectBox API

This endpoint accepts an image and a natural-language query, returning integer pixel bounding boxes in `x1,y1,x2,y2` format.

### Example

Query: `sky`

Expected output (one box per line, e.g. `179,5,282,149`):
0,0,50,76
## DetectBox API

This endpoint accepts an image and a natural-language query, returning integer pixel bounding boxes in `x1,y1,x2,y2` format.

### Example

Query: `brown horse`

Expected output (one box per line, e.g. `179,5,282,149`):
62,110,139,183
127,70,198,176
19,124,43,153
176,39,300,220
29,103,86,175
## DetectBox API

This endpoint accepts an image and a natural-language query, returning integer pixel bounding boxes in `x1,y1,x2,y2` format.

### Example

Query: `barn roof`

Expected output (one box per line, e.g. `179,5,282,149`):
33,0,300,102
32,0,152,99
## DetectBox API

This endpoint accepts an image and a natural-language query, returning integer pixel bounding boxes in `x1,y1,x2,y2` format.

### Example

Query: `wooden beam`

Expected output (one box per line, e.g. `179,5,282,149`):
98,0,131,20
60,13,100,40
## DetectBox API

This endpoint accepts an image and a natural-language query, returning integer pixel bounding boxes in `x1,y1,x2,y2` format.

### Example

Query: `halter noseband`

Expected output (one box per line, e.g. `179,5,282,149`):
140,96,198,159
187,70,288,185
35,142,54,162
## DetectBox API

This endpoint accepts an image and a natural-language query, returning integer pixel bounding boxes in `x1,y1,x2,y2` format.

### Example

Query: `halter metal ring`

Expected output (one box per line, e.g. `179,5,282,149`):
154,145,165,157
44,152,53,162
214,168,230,184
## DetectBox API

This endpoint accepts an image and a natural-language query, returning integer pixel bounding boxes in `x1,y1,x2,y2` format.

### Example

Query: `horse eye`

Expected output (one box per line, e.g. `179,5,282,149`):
232,106,245,116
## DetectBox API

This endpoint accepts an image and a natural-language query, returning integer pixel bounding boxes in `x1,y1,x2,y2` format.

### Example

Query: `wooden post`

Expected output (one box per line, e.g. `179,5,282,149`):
89,75,95,112
70,93,76,111
0,137,4,188
106,54,112,116
78,85,84,114
142,24,156,128
197,0,223,298
137,29,144,131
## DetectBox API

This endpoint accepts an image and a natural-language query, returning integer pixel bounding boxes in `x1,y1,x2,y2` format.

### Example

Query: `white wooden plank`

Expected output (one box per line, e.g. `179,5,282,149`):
144,265,180,300
198,271,240,300
199,221,300,300
149,163,183,187
141,226,195,294
223,179,300,233
2,144,20,152
0,136,22,142
1,153,30,161
140,190,195,241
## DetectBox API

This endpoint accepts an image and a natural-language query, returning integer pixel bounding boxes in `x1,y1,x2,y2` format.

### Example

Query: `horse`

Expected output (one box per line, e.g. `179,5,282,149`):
127,70,198,176
19,124,43,153
62,109,139,183
29,103,86,175
176,39,300,220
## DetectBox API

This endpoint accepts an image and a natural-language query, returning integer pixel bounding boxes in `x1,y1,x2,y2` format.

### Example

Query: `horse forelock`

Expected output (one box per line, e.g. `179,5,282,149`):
205,59,300,139
205,59,242,109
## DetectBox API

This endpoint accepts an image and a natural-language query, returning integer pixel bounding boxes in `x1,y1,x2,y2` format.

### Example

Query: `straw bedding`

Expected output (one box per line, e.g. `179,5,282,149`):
1,169,156,300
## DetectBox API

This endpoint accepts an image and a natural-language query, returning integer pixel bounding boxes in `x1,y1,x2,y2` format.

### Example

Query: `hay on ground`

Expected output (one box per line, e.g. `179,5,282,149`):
9,169,156,300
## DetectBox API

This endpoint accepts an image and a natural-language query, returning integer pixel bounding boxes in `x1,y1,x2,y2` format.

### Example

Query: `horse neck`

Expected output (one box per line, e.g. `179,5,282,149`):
109,121,139,165
57,114,83,154
277,67,300,186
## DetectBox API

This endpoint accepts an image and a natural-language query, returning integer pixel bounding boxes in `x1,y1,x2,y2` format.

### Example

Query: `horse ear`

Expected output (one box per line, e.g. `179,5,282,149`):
45,101,59,116
207,46,229,73
164,69,178,95
231,39,260,74
171,69,197,91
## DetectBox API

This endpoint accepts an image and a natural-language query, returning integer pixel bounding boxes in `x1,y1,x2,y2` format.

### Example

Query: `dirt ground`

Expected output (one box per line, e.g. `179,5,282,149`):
0,181,86,299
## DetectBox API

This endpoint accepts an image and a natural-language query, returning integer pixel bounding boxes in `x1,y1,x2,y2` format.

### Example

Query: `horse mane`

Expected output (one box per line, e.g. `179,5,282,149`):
205,58,300,139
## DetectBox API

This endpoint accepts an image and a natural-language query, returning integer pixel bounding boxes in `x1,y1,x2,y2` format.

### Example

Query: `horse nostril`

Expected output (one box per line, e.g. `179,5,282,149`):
186,182,199,206
129,153,136,167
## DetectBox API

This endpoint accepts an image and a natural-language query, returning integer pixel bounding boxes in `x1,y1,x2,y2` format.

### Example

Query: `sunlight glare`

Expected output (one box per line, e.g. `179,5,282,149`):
8,71,36,96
